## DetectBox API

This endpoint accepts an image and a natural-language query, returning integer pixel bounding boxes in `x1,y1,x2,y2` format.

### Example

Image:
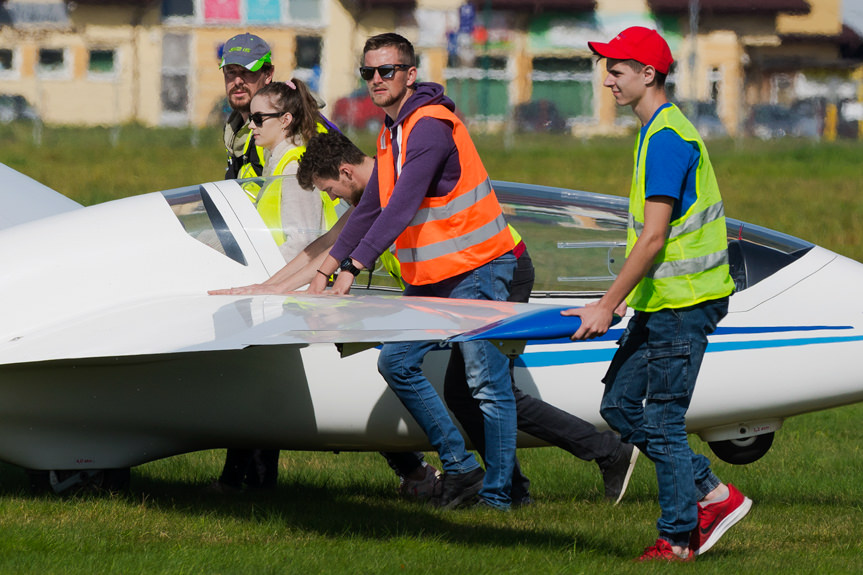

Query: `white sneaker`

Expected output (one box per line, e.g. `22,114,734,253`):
397,463,441,501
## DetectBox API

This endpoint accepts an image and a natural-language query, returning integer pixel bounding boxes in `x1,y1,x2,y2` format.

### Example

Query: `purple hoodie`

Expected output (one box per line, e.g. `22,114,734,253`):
329,82,464,272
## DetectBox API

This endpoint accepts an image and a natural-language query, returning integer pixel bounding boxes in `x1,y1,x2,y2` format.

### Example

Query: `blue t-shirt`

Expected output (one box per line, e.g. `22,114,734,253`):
637,103,700,222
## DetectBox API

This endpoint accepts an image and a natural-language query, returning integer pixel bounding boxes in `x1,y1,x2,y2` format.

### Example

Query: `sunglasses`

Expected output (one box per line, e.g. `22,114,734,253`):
359,64,411,81
249,111,282,126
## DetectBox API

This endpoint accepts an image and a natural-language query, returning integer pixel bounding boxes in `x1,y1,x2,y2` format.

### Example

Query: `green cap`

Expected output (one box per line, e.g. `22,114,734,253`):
220,33,272,71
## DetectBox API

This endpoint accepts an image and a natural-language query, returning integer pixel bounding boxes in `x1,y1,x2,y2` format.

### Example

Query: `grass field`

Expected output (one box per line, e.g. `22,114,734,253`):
1,124,862,573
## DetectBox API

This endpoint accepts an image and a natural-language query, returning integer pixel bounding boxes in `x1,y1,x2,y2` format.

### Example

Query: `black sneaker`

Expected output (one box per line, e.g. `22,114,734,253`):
432,468,485,510
600,443,639,504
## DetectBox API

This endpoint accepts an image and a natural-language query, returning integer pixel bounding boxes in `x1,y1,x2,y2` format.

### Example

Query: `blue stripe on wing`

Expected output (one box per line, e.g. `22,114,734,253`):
449,306,621,343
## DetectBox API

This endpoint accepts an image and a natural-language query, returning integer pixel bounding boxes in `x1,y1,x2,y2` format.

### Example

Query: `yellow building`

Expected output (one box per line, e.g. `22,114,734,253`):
0,0,859,136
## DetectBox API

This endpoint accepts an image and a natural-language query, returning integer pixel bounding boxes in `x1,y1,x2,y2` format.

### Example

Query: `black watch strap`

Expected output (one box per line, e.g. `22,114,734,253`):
339,257,361,277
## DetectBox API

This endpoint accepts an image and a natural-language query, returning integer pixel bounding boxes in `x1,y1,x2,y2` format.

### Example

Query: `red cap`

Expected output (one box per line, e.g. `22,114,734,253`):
588,27,673,74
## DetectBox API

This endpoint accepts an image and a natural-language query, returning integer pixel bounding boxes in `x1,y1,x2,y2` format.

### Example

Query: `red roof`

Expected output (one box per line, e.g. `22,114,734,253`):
648,0,810,15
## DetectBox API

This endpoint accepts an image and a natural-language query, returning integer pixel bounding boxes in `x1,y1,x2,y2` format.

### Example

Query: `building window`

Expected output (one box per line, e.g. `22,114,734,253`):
161,33,191,125
289,0,322,22
159,0,322,24
204,0,240,23
37,48,67,76
295,36,322,70
293,36,322,92
248,0,282,23
445,56,509,118
88,49,116,75
0,49,14,75
162,0,195,18
531,57,593,120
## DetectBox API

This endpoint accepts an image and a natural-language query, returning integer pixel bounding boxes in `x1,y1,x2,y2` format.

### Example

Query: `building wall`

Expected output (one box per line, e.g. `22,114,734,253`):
778,0,842,36
0,1,162,125
0,0,856,133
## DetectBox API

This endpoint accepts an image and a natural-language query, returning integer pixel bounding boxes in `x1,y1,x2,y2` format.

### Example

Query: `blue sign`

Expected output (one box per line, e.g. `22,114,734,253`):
459,3,475,34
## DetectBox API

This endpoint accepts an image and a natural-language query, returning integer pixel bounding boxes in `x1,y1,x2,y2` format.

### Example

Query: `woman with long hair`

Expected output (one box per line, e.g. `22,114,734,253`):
249,78,336,260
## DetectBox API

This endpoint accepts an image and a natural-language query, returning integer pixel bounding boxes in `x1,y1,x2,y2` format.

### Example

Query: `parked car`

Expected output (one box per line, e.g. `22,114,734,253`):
677,101,727,139
747,103,820,140
331,88,384,132
0,94,39,124
512,100,568,133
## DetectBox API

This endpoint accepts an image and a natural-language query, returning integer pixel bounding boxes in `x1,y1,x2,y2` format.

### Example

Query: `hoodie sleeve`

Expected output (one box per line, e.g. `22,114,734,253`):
332,117,457,271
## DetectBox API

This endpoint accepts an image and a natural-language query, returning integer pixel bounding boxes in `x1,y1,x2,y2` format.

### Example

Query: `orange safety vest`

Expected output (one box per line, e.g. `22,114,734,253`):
376,104,514,285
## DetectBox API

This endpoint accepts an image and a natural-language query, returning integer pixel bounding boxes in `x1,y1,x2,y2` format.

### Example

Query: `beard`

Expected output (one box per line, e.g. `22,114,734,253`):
370,83,410,110
228,89,252,113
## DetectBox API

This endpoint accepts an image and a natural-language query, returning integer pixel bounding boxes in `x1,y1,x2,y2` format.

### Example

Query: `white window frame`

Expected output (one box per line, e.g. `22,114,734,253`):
160,0,325,26
0,47,20,79
86,47,120,82
36,47,71,80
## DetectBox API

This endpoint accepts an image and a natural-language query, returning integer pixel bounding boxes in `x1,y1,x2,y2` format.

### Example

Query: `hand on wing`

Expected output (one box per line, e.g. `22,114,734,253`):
208,284,271,295
562,303,615,341
306,272,329,294
329,271,354,295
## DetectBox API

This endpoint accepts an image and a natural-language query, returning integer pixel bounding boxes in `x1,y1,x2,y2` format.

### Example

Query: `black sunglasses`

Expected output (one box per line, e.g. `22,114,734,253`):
359,64,411,81
249,111,282,126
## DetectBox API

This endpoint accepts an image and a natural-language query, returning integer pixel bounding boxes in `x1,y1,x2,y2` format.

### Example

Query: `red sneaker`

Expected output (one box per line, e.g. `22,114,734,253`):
690,484,752,556
636,538,694,562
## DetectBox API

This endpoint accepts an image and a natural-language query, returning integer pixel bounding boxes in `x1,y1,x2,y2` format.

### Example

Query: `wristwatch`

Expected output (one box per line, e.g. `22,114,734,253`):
339,257,362,277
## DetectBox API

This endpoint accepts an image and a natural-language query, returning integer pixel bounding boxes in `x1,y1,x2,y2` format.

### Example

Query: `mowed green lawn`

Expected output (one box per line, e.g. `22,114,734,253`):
1,124,862,574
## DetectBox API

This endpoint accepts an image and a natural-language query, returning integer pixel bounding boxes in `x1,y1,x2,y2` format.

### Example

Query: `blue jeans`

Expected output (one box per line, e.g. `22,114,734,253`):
378,253,517,509
599,298,727,546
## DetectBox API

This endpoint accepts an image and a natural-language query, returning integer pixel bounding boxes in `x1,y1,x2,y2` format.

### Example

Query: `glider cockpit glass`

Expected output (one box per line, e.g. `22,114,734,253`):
489,180,815,297
725,218,813,291
160,185,247,266
491,180,629,296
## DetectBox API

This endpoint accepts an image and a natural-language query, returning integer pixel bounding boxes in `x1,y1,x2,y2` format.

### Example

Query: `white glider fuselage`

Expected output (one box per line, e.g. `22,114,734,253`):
0,172,861,471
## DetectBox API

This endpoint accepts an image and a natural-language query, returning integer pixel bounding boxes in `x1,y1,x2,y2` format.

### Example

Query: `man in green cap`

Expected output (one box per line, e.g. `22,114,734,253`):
220,32,275,181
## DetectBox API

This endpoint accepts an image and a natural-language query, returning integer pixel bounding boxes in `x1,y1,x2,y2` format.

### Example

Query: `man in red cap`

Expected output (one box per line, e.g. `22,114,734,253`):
562,27,752,561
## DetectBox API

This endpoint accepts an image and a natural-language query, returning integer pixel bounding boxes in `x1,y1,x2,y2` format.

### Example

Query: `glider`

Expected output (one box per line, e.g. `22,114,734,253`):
1,164,861,491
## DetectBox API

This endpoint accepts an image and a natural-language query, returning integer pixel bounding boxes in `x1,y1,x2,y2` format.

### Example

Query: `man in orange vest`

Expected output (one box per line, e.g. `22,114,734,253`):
309,33,518,510
296,131,638,506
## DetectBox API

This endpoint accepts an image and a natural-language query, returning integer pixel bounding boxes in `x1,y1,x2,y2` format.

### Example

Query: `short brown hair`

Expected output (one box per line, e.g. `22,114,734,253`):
362,33,416,67
297,131,368,191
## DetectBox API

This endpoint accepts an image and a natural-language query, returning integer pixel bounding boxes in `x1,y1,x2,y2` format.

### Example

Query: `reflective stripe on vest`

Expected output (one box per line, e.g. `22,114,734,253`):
238,121,329,202
256,144,340,245
376,104,514,285
626,104,734,311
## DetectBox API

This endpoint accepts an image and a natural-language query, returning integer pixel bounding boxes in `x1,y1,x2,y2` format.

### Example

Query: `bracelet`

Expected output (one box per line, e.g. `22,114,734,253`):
316,269,329,278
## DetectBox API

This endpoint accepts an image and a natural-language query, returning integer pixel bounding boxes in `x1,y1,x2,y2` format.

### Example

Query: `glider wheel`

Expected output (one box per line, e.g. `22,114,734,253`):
708,432,774,465
27,468,131,495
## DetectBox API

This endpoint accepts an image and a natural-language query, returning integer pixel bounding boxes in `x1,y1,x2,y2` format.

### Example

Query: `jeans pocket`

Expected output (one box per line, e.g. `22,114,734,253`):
600,330,630,386
645,341,691,400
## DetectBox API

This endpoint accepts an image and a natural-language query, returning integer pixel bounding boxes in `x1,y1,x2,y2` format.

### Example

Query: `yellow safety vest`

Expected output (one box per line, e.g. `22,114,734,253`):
226,124,267,201
256,145,340,245
236,134,266,181
238,121,330,203
626,104,734,311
